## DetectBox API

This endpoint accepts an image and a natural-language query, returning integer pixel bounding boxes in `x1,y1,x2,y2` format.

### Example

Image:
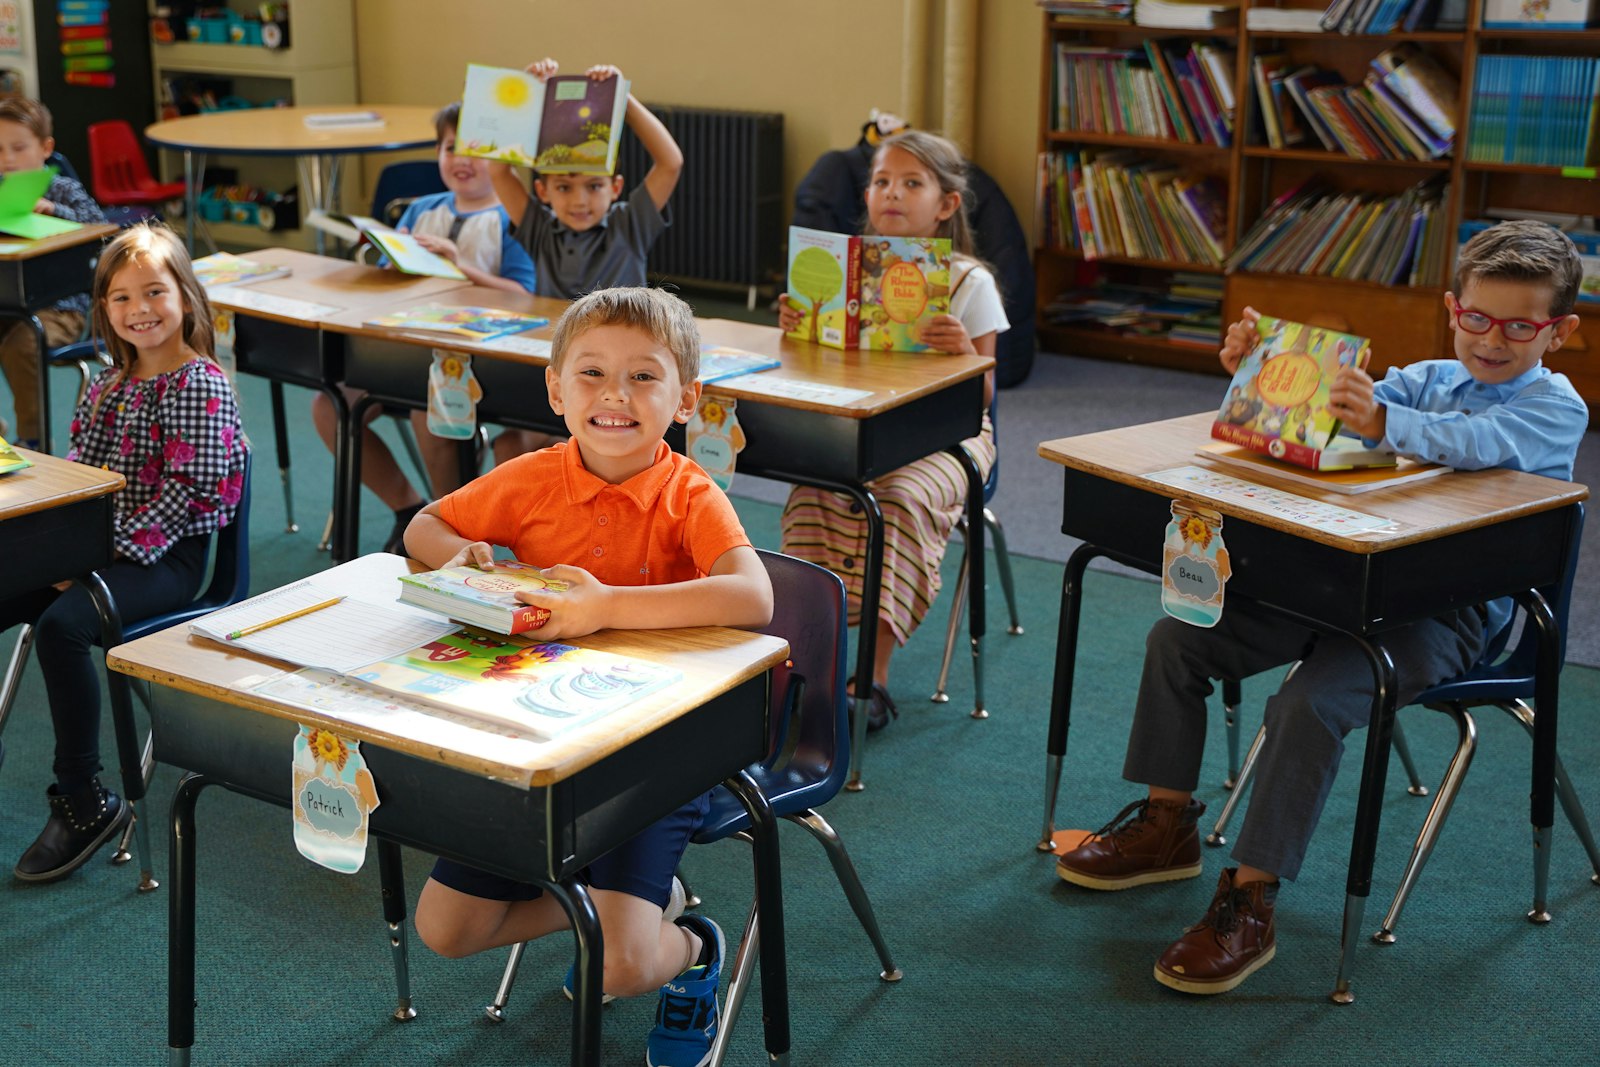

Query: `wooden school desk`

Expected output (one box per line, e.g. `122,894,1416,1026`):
0,224,118,451
144,105,437,255
322,295,994,788
1034,412,1588,1002
203,247,474,543
0,449,157,885
106,553,794,1067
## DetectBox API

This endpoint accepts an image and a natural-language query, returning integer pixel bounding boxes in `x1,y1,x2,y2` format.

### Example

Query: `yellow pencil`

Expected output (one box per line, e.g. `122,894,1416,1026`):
226,596,345,641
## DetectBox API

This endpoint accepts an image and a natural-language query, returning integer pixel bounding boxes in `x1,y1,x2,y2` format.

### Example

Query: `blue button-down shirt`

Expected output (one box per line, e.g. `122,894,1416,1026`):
1369,358,1588,637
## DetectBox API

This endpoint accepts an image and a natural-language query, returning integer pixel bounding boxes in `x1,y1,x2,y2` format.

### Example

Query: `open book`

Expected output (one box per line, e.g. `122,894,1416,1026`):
192,251,291,290
364,303,549,341
190,578,680,741
0,166,83,239
305,210,466,279
456,64,629,173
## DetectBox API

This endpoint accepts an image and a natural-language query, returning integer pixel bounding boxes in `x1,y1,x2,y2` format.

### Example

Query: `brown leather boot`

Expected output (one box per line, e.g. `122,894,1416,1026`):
1154,867,1278,994
1055,796,1205,890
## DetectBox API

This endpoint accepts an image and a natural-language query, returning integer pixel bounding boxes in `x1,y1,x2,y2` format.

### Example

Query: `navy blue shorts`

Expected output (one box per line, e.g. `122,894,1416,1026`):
429,791,710,909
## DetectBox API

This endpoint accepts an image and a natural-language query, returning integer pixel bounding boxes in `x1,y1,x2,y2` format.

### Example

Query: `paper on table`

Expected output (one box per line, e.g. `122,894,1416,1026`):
212,287,343,320
189,580,457,673
1146,465,1399,535
480,333,553,358
719,376,873,406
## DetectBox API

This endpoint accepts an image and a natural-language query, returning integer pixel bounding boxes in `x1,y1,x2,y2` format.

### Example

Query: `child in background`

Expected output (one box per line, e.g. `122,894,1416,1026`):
309,101,537,553
0,223,247,882
404,287,771,1067
488,59,682,464
0,97,109,448
1055,219,1587,995
777,130,1005,730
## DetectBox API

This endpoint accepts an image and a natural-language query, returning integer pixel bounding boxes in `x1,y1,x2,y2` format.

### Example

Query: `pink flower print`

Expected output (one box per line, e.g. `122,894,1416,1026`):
206,396,222,416
138,456,162,486
189,498,217,514
177,368,190,389
128,389,143,410
150,421,162,441
130,523,169,550
102,407,116,429
218,470,243,506
163,437,197,467
119,434,134,456
220,425,236,451
153,378,168,402
69,416,81,436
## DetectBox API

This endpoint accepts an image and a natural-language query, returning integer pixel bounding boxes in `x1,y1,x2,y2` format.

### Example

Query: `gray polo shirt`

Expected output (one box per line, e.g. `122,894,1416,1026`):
513,182,669,298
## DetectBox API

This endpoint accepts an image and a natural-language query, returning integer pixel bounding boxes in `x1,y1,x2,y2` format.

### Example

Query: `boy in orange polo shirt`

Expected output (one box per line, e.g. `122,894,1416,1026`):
402,286,772,1067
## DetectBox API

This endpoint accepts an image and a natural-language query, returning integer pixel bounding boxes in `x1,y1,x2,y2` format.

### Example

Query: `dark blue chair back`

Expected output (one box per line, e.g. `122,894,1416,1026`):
46,150,79,183
1414,502,1584,706
124,450,253,641
370,160,447,227
694,549,850,842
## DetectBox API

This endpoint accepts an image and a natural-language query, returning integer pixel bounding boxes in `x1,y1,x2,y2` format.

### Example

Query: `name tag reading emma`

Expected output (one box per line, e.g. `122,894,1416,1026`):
1161,500,1231,628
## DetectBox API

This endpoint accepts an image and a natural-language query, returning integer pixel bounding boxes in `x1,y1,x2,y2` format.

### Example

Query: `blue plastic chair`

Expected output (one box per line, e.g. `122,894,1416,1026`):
0,450,253,890
1209,503,1599,943
369,159,447,227
930,397,1023,715
482,551,900,1064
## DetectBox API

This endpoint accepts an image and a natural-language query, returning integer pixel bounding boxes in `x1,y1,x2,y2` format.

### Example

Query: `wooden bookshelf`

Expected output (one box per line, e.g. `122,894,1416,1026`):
1035,1,1600,418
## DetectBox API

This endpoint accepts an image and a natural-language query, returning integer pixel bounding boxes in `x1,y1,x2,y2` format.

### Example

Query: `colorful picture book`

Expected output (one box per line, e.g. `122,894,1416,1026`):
786,226,861,350
457,64,629,173
0,166,83,239
1211,314,1386,471
0,434,32,475
365,304,550,341
397,560,568,635
858,236,952,352
698,344,781,385
306,211,466,279
346,627,680,740
192,251,291,289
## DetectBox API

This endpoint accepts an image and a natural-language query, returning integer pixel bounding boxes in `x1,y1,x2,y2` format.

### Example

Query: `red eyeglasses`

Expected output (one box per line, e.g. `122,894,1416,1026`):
1452,306,1564,343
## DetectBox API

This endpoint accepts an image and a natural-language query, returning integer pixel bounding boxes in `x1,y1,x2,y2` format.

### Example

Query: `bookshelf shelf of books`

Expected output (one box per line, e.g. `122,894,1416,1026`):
1037,0,1600,417
147,0,358,253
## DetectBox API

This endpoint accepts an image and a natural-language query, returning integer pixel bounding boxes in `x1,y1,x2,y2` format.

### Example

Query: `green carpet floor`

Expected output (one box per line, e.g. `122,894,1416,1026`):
1,372,1597,1065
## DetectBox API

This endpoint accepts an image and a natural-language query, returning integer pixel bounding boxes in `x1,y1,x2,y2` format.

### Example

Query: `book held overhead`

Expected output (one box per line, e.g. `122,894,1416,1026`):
456,64,629,172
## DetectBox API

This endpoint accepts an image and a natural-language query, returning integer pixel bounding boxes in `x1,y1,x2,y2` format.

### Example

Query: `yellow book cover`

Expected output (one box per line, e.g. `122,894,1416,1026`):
0,434,31,475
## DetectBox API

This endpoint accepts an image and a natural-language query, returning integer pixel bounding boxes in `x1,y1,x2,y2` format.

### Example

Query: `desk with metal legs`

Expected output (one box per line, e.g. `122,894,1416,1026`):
322,299,992,790
0,449,157,888
1035,412,1587,1002
107,553,793,1067
0,224,118,452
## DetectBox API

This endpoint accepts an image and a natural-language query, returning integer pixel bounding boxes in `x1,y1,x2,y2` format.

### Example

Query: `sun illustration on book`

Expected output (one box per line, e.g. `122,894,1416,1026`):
306,728,350,774
1178,514,1214,550
495,75,530,108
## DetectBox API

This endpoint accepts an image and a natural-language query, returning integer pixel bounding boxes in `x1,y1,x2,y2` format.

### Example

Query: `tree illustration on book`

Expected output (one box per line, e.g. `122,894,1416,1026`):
789,244,845,345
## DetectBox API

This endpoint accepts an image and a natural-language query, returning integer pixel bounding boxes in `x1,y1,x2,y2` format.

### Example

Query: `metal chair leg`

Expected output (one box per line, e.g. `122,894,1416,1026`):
1207,723,1266,847
788,809,902,981
270,381,297,533
985,508,1023,636
0,624,35,737
484,941,527,1023
930,545,969,704
678,866,702,910
1501,700,1600,886
1373,706,1477,944
1391,718,1428,796
378,838,417,1021
1221,678,1242,789
707,899,761,1067
316,510,335,553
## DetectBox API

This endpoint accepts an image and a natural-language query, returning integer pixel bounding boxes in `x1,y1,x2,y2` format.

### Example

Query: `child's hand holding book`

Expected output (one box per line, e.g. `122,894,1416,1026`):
1219,305,1263,374
512,564,609,640
1327,364,1384,440
917,313,976,355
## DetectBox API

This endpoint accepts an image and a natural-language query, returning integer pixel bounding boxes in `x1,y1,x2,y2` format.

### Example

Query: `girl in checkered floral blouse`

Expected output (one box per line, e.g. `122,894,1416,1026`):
0,223,247,884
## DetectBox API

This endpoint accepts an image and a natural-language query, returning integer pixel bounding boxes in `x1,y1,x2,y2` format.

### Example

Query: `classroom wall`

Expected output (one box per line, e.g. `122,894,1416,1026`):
351,0,1041,248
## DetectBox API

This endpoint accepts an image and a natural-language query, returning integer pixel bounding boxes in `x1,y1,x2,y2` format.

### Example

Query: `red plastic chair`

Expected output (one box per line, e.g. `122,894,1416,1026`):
87,120,186,208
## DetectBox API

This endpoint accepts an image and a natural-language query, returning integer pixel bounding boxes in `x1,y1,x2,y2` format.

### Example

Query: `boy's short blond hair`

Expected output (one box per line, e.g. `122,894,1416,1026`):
1455,219,1585,317
0,97,52,141
549,287,700,384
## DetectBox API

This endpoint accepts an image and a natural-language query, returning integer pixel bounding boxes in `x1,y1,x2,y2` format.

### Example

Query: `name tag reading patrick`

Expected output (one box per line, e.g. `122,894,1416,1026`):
292,724,381,873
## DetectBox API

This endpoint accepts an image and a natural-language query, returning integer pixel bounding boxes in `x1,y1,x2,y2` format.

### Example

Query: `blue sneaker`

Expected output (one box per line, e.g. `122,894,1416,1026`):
562,876,686,1005
645,915,724,1067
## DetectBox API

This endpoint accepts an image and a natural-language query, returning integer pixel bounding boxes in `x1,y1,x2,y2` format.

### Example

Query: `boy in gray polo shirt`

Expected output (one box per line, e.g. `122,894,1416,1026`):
489,59,682,463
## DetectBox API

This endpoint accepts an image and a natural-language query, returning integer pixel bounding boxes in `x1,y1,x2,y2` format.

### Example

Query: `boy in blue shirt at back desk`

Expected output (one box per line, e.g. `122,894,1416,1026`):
1056,219,1588,995
489,58,682,464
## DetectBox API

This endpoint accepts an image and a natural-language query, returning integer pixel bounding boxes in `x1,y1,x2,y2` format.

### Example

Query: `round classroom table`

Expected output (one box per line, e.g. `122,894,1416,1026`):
145,105,438,254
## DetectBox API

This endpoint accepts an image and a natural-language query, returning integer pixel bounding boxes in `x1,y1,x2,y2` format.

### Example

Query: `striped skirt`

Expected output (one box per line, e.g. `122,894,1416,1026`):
779,413,996,647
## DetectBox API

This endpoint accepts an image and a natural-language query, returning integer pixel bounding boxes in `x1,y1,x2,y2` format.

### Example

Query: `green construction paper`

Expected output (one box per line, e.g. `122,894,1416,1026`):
0,167,84,239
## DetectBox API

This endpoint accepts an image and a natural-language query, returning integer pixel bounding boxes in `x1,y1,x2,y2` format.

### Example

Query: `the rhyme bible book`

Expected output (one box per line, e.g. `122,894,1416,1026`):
786,226,861,349
457,64,629,173
398,560,568,635
1211,315,1394,471
785,227,952,352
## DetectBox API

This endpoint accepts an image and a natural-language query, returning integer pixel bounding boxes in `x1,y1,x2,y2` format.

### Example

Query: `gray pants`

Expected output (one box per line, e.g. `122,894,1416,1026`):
1123,603,1486,881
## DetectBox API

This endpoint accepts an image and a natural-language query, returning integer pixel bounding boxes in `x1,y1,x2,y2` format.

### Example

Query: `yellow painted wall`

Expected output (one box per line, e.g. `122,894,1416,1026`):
352,0,1041,244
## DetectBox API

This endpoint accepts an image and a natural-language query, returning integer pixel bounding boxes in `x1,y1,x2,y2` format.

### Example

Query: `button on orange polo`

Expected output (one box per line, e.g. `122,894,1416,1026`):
438,440,750,586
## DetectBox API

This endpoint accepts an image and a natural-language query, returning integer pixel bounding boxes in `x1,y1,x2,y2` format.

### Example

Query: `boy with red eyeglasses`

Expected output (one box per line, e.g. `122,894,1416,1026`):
1054,218,1585,995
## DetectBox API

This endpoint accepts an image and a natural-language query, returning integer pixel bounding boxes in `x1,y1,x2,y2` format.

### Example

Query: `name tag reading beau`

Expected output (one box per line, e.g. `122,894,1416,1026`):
1161,500,1231,628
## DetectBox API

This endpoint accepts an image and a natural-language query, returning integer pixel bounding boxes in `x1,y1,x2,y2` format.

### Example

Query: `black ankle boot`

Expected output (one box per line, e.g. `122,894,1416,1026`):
14,778,131,883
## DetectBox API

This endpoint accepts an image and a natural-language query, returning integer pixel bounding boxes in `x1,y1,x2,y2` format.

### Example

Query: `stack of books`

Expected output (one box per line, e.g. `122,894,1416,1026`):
1467,55,1600,167
1048,150,1226,266
1228,179,1450,287
1053,39,1235,147
1251,45,1458,161
1038,0,1134,22
1044,272,1223,347
1318,0,1466,33
1134,0,1240,29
